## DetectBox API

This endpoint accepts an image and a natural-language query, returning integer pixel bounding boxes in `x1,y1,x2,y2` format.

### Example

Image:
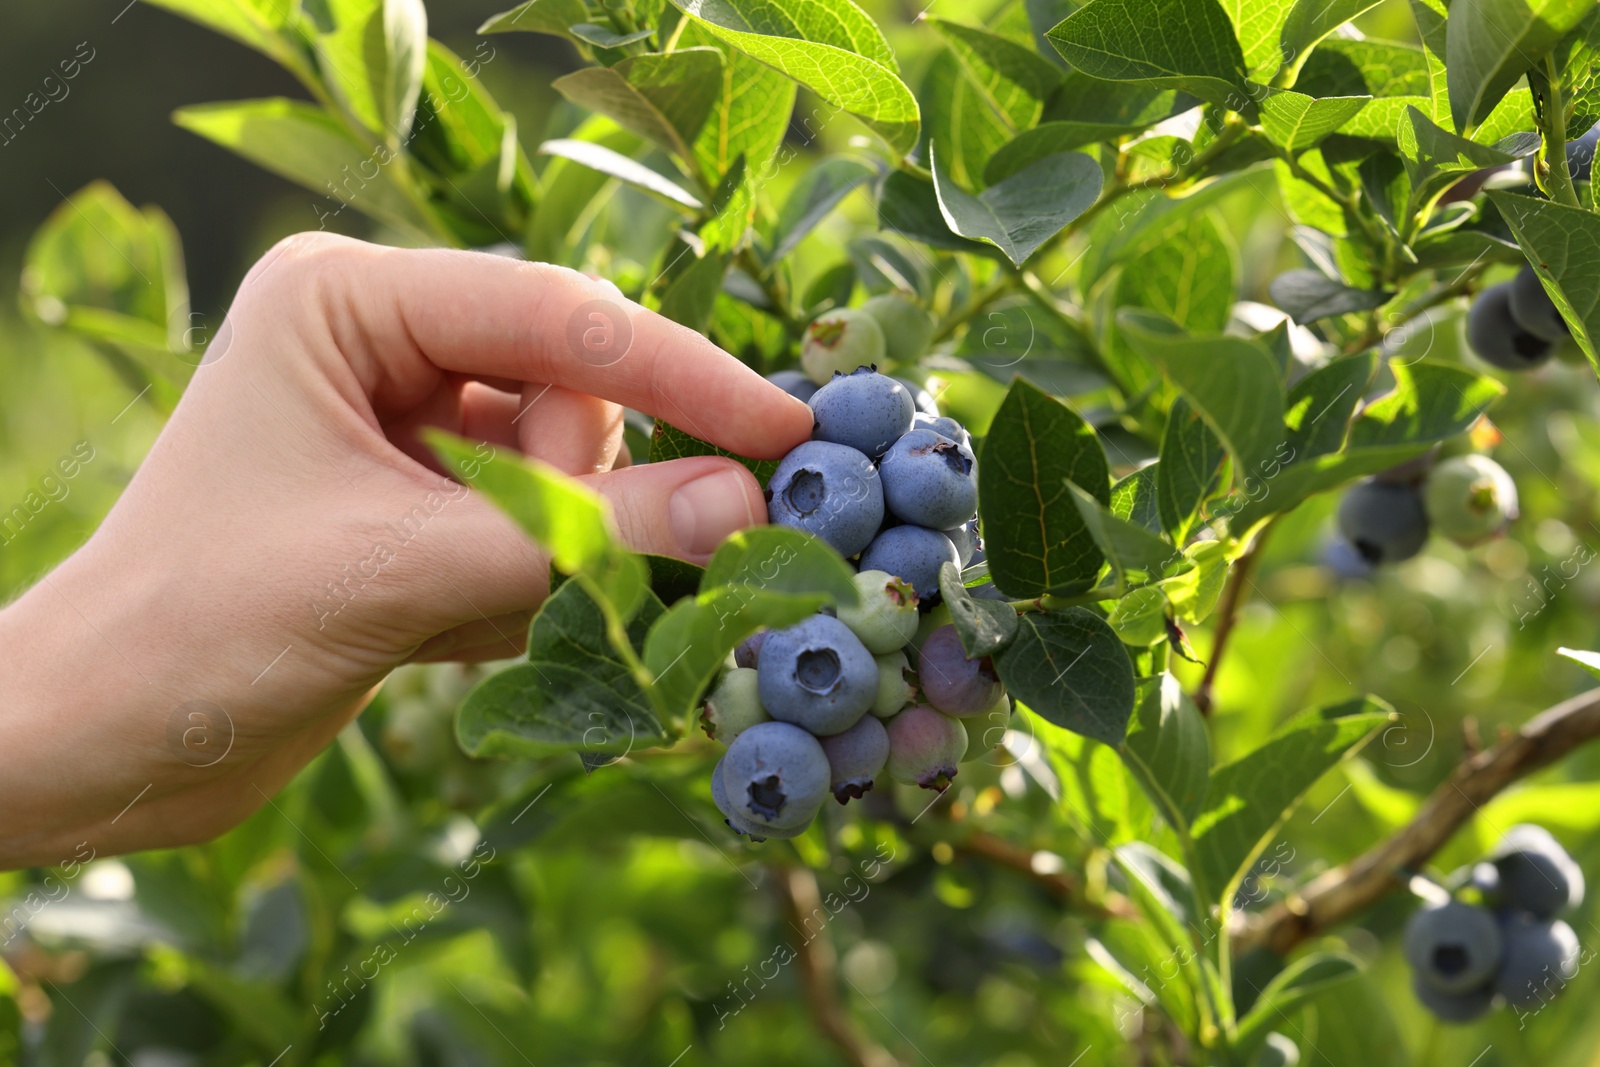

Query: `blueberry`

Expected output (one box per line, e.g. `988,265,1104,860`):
913,412,971,449
1567,122,1600,182
819,714,890,803
1423,454,1517,546
918,624,1004,717
1467,282,1555,371
894,376,940,416
1337,479,1430,565
871,649,918,718
858,525,960,600
800,307,886,384
711,754,805,840
836,569,920,654
734,630,767,669
1493,913,1579,1009
757,615,879,735
1403,900,1503,994
700,667,770,744
766,369,820,403
909,603,954,666
1410,972,1495,1023
720,721,831,831
1508,266,1568,342
810,367,916,459
1490,824,1584,918
944,516,982,568
766,440,885,558
1322,535,1374,580
885,705,968,791
860,292,934,368
879,428,979,530
962,693,1012,762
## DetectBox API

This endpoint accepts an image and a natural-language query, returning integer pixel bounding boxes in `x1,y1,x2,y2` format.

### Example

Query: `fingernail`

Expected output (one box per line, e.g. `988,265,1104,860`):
670,469,755,556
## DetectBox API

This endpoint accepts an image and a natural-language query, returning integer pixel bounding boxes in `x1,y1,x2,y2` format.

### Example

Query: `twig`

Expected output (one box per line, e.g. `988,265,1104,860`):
773,866,903,1067
953,829,1142,918
1194,522,1276,716
1232,685,1600,956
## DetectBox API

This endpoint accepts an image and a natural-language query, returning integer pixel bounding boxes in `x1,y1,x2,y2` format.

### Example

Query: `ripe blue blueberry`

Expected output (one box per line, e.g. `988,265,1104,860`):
766,369,819,403
757,615,879,735
811,367,917,459
879,427,979,530
1322,535,1374,580
859,525,960,600
895,376,940,416
913,412,971,449
1493,913,1579,1009
800,307,886,384
918,624,1004,717
819,713,890,803
1508,266,1568,342
1567,122,1600,182
720,721,831,831
1423,454,1517,546
871,649,917,717
860,292,934,367
836,569,920,653
1403,900,1503,994
1467,282,1554,371
1490,824,1584,918
766,440,885,558
885,704,968,791
711,755,805,840
700,667,770,744
1410,973,1495,1023
944,516,982,568
1337,479,1429,565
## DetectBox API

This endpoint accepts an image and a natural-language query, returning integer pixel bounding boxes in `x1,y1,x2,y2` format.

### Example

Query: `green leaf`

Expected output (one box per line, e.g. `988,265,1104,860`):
1557,646,1600,678
457,581,669,758
685,20,796,199
648,421,778,483
1397,105,1517,206
927,17,1063,130
666,0,919,154
479,0,589,37
768,157,875,262
1283,351,1377,459
173,98,436,237
1219,0,1295,73
1161,539,1229,623
988,79,1188,182
979,380,1111,598
1446,0,1594,132
537,138,703,209
1111,465,1165,533
1344,360,1506,450
1489,191,1600,372
1277,0,1387,80
1157,397,1226,542
878,169,991,254
1227,444,1432,532
1079,167,1260,289
940,562,1020,659
1191,697,1393,904
1034,708,1147,844
996,609,1138,745
930,147,1103,266
638,528,858,721
1105,586,1169,646
1046,0,1252,112
383,0,428,137
552,49,725,169
1120,673,1210,826
1118,312,1287,479
921,48,1016,191
1257,89,1369,152
1066,482,1180,580
143,0,302,65
1235,952,1362,1058
569,23,657,47
656,250,729,332
427,432,648,620
1268,269,1389,323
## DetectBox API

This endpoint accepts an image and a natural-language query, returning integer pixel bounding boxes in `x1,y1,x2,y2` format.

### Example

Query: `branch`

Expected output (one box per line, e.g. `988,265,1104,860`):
773,866,904,1067
1194,521,1276,716
1232,685,1600,956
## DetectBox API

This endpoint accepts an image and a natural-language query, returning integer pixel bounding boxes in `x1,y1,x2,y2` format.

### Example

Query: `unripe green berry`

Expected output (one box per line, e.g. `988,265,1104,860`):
837,569,920,653
870,649,917,718
700,667,770,744
860,292,934,368
800,308,886,384
1423,454,1517,546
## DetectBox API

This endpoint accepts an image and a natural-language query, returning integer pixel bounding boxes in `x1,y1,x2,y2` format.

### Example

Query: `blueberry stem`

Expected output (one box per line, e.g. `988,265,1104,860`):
1533,54,1582,209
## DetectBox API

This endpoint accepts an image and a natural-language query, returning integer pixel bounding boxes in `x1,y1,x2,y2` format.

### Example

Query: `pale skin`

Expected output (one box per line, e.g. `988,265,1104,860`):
0,232,813,871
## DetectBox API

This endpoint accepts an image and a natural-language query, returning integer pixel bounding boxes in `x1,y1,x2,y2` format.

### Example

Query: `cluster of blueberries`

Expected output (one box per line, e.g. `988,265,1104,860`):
703,302,1009,841
1404,824,1584,1022
1330,452,1518,569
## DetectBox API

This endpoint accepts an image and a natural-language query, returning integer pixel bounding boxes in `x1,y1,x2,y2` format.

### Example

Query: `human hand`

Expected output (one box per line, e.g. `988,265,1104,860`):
0,232,812,869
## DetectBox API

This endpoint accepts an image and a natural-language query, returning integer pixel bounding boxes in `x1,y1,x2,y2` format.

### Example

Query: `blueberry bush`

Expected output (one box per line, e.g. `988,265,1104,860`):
15,0,1600,1064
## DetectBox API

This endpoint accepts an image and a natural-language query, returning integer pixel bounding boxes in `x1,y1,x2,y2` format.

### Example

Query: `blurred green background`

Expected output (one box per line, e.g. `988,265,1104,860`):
7,2,1600,1066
